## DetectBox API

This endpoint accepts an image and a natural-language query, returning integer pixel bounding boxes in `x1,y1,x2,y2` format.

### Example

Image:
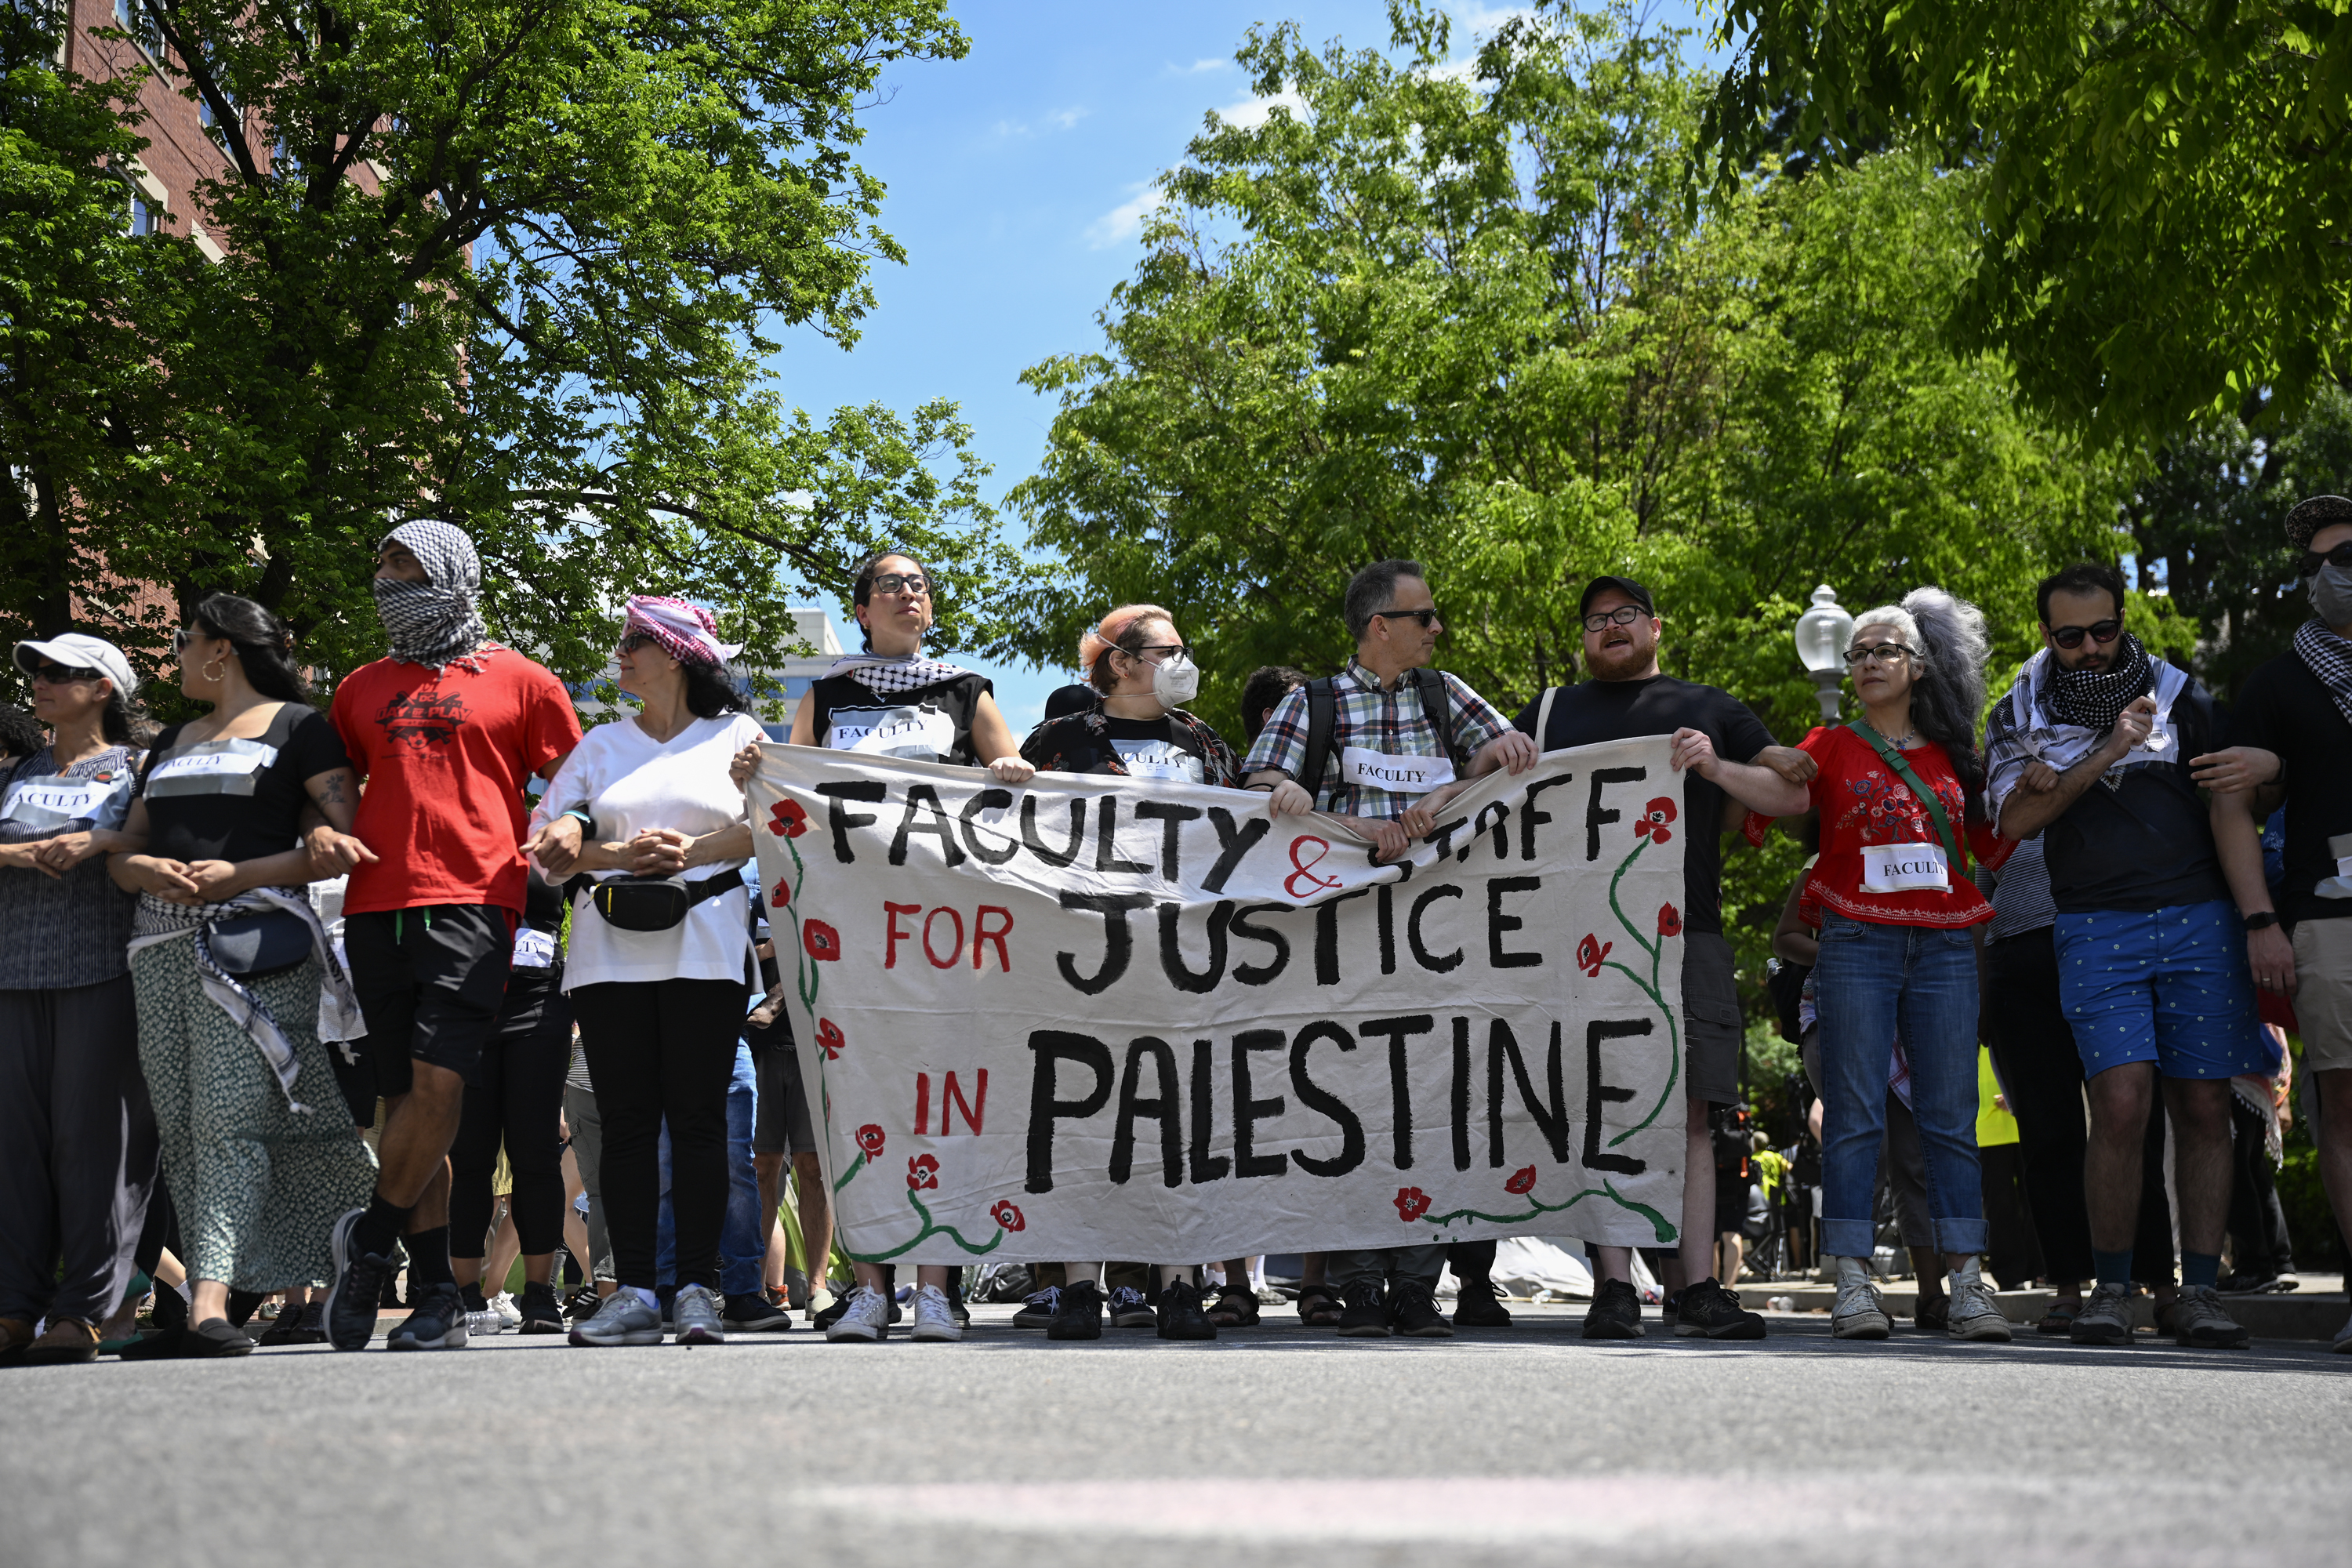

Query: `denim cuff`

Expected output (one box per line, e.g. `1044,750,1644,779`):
1820,1219,1878,1258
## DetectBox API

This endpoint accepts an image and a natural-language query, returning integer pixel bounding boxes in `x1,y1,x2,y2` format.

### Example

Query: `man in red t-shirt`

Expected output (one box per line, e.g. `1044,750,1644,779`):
311,521,582,1353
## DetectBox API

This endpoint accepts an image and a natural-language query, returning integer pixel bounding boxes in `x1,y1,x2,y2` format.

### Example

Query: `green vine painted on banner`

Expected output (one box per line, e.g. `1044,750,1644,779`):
1403,1166,1676,1244
1588,801,1683,1147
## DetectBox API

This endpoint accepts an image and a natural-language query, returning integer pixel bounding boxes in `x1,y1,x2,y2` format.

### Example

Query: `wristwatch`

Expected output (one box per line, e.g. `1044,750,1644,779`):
2244,910,2280,931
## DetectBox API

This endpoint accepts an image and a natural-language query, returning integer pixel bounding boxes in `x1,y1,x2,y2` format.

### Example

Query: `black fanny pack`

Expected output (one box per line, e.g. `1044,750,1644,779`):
583,870,740,933
207,909,312,978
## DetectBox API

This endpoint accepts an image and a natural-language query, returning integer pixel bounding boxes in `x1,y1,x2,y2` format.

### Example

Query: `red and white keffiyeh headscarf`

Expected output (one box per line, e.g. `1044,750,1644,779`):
623,595,741,667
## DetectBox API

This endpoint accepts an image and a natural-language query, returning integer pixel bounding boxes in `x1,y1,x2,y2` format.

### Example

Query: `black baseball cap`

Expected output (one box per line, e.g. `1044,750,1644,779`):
2285,494,2352,552
1578,575,1657,619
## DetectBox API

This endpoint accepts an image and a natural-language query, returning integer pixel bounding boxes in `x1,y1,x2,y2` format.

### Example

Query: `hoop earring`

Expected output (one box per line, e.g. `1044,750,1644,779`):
201,656,227,684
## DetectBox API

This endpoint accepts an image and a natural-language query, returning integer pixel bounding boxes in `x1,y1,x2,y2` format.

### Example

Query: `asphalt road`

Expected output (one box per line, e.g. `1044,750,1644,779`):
6,1302,2349,1568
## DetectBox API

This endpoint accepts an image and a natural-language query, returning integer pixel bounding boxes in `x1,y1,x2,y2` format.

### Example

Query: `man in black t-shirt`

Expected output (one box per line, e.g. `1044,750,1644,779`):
2205,496,2352,1352
1989,562,2261,1352
1515,577,1809,1342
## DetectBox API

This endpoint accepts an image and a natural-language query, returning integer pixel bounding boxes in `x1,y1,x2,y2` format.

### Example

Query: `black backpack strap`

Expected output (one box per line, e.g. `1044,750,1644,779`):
1412,667,1465,767
1297,677,1338,799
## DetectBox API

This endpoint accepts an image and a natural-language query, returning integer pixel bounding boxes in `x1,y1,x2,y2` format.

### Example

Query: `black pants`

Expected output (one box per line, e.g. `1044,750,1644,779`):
575,978,746,1290
2227,1093,2295,1276
1978,1142,2044,1289
448,967,572,1260
1984,929,2174,1285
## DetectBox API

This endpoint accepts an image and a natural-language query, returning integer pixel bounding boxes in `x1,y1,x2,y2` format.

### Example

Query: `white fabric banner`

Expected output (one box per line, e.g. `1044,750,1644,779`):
746,737,1688,1265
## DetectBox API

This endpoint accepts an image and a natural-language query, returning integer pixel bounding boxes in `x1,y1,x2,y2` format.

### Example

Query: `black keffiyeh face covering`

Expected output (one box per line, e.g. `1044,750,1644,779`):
2296,619,2352,730
2047,630,2154,731
373,520,494,672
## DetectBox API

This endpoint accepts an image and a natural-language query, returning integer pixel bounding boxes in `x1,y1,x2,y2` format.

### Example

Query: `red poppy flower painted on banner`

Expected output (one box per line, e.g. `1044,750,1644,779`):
907,1154,939,1191
1635,796,1677,844
1576,933,1613,977
1657,902,1683,938
815,1018,845,1060
990,1200,1025,1232
855,1123,885,1157
768,799,809,838
770,874,792,907
1505,1165,1538,1196
804,920,841,961
1394,1186,1432,1222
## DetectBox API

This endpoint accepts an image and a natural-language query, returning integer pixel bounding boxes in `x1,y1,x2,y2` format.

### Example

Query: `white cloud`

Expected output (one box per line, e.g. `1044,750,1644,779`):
1086,181,1167,249
1045,105,1090,132
1214,88,1308,130
993,105,1091,140
1171,56,1232,74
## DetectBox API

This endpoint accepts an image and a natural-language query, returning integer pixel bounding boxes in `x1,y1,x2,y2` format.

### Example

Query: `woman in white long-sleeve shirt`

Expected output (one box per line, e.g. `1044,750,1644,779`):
525,596,762,1347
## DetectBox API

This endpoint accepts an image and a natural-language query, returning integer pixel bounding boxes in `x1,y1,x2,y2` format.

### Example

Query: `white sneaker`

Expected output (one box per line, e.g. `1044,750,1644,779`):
1945,1258,2013,1342
826,1284,891,1343
489,1291,523,1332
909,1283,962,1342
805,1285,837,1325
1831,1255,1889,1340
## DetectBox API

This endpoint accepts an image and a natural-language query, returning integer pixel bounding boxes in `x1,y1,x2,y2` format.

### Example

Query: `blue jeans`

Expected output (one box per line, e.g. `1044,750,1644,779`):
1813,913,1988,1258
655,1044,763,1295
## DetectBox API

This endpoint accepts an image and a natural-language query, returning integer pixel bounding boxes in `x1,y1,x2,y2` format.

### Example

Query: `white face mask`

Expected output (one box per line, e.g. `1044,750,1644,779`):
1152,654,1200,708
2312,561,2352,626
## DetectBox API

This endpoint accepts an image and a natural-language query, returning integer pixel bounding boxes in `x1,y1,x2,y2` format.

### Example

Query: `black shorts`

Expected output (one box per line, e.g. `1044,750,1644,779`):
343,904,515,1096
745,1012,815,1156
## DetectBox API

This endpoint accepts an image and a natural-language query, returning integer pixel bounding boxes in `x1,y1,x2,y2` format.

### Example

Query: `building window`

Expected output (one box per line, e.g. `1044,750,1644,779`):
127,191,158,237
112,0,164,56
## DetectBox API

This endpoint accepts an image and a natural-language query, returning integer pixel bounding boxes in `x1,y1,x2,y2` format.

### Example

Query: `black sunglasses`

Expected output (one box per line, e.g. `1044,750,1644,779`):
30,662,103,683
2299,541,2352,578
1371,608,1439,628
2048,619,2122,650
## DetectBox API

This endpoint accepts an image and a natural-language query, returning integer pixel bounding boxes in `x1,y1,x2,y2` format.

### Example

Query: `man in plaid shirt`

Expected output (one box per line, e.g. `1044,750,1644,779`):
1240,559,1537,1337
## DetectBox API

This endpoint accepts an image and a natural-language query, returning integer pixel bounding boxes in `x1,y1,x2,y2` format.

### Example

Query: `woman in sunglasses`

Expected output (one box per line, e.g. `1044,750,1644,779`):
1748,588,2016,1345
106,597,380,1358
1018,603,1238,1343
0,635,155,1364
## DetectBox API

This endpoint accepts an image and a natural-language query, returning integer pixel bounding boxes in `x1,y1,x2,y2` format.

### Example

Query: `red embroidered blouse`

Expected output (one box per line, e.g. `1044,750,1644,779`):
1746,725,2013,929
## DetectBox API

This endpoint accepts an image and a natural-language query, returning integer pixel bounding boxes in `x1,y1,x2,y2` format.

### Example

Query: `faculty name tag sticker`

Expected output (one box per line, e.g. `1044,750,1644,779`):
143,739,279,798
1860,840,1949,895
1110,739,1205,784
1339,745,1456,795
829,706,957,760
1,772,131,829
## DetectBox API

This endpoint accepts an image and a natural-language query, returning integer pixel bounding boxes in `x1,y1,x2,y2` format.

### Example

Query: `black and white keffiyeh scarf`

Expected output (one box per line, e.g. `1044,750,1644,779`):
2046,630,2154,731
373,520,495,673
2296,619,2352,730
827,652,973,696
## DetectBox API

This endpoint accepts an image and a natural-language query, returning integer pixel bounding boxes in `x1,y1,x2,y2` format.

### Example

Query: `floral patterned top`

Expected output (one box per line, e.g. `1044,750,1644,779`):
1748,725,2012,929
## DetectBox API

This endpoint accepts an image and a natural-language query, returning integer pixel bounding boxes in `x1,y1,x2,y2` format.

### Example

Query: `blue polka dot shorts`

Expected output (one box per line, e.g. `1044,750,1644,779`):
2053,898,2270,1081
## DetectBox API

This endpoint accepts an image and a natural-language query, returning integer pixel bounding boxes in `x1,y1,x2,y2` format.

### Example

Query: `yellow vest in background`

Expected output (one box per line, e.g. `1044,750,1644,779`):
1976,1045,2020,1148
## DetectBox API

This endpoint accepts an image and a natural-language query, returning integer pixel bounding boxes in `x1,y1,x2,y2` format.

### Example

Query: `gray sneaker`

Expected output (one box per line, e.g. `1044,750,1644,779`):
1831,1258,1889,1340
568,1289,662,1347
2168,1283,2250,1348
1945,1259,2013,1342
826,1284,891,1342
672,1283,725,1345
2068,1280,2136,1346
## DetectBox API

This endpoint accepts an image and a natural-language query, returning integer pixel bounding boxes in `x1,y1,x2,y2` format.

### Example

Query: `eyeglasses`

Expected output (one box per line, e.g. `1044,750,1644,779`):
1371,608,1439,629
1123,643,1192,666
171,628,206,655
30,662,102,684
1842,643,1914,666
2299,541,2352,578
1581,604,1650,633
869,572,930,597
2047,619,2122,650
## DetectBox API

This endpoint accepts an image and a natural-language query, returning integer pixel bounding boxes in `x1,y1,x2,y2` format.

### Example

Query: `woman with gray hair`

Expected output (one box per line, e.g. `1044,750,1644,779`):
1753,587,2019,1344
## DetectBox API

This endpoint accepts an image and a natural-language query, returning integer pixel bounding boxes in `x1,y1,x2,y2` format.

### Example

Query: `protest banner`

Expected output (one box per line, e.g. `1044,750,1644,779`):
745,737,1687,1265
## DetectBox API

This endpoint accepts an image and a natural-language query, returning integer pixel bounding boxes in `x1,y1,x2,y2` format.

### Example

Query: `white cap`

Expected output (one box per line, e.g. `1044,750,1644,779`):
13,633,136,702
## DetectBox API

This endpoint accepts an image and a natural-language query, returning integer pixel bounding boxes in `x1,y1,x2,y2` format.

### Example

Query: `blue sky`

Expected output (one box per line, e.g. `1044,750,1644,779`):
774,2,1725,725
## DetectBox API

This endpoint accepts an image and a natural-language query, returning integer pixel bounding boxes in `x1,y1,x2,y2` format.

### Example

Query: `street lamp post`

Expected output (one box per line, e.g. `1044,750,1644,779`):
1793,583,1855,724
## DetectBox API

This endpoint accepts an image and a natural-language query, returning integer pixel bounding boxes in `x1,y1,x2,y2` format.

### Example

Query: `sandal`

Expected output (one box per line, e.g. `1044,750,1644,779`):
1206,1286,1261,1327
1294,1283,1342,1327
2034,1303,2078,1335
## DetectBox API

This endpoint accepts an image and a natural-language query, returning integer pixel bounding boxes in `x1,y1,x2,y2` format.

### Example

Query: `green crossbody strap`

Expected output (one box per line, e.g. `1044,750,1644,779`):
1846,721,1962,872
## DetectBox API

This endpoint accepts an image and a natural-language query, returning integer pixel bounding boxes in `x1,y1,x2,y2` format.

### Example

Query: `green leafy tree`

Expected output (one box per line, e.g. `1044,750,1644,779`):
1704,0,2352,447
0,0,1016,702
998,2,2133,1002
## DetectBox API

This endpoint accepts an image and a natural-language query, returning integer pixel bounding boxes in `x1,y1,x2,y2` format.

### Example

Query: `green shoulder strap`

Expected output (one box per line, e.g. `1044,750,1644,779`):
1846,721,1962,871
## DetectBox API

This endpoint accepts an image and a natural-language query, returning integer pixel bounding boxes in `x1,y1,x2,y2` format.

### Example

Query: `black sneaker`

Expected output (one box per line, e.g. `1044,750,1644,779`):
813,1290,855,1333
1011,1287,1062,1329
1108,1284,1159,1329
1047,1279,1104,1341
386,1283,470,1351
1335,1281,1391,1338
561,1283,604,1322
1452,1279,1513,1328
323,1208,394,1352
1156,1279,1218,1341
1674,1278,1766,1340
516,1283,567,1334
1389,1283,1454,1338
722,1290,794,1333
183,1316,257,1358
1582,1277,1646,1339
